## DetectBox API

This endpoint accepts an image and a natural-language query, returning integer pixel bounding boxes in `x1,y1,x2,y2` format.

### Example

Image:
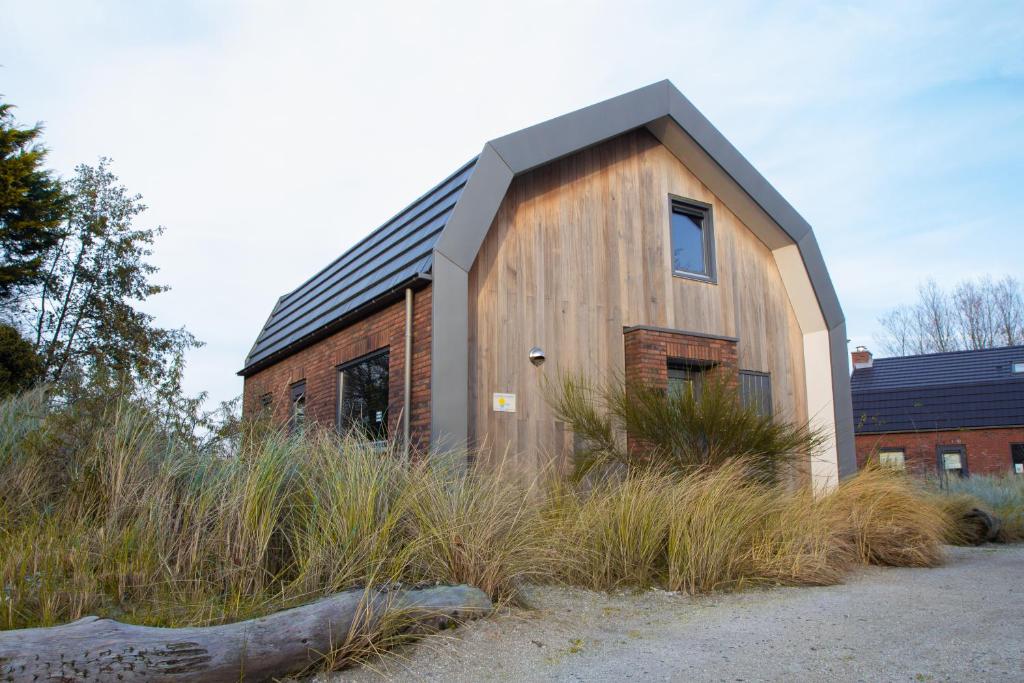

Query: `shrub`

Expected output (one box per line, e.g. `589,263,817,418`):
545,471,673,590
547,372,826,484
941,474,1024,542
0,389,968,673
0,396,549,633
822,465,948,567
668,464,851,593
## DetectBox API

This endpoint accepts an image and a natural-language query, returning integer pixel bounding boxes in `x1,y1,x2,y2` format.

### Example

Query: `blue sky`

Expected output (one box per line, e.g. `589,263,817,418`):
2,0,1022,408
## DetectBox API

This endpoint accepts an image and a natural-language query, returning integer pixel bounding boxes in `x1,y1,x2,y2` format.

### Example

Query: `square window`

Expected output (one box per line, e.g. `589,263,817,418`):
878,449,906,471
938,445,968,478
669,197,715,281
337,350,390,442
1013,361,1024,374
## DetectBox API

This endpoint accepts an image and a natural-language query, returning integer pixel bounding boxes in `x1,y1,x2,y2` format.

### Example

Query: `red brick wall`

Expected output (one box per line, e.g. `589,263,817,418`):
855,427,1024,476
242,285,432,448
622,327,739,455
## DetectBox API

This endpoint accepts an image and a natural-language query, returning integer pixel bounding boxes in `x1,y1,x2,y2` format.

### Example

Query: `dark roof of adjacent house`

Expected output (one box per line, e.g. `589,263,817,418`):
239,158,477,375
851,345,1024,434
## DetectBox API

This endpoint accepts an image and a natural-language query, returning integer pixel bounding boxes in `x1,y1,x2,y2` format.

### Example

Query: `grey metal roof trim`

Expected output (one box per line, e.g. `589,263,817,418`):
238,158,476,376
429,79,855,476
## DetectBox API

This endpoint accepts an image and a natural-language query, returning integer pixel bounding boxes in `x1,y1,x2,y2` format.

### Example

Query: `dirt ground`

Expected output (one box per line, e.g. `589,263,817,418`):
324,545,1024,682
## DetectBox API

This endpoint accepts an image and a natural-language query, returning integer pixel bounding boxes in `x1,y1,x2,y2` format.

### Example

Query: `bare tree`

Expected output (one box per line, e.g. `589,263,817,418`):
876,275,1024,356
952,277,997,351
991,276,1024,346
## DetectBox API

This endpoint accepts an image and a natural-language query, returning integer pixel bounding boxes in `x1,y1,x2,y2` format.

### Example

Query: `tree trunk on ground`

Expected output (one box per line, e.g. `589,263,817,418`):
0,584,492,682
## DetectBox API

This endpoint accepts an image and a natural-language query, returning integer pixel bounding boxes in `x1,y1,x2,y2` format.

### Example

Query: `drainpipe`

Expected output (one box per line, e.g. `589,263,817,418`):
403,287,413,462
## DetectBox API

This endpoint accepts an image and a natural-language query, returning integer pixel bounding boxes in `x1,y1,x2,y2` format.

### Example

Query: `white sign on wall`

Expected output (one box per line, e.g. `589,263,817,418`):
492,393,516,413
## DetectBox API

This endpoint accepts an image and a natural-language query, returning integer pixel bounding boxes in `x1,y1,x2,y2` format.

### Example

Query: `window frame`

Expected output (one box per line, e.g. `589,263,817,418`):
288,380,306,434
667,358,714,399
936,444,968,478
1012,360,1024,374
668,195,717,284
335,348,391,443
877,447,907,471
1011,443,1024,475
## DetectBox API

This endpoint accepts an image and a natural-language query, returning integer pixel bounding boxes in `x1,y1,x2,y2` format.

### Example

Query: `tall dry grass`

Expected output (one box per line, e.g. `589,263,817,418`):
0,392,546,633
1,389,960,656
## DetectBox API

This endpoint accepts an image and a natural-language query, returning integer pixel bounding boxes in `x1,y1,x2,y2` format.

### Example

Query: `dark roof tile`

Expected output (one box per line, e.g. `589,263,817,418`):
240,157,477,374
851,345,1024,433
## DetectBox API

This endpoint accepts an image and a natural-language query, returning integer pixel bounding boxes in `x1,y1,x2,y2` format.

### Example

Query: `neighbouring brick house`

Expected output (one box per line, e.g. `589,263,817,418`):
851,345,1024,477
240,81,856,487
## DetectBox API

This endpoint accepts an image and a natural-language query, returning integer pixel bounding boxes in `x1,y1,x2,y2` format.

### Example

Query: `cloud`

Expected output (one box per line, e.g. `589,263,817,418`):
2,0,1022,404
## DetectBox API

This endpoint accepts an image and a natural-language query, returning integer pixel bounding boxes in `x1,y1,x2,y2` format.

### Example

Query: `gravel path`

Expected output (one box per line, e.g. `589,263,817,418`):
327,545,1024,682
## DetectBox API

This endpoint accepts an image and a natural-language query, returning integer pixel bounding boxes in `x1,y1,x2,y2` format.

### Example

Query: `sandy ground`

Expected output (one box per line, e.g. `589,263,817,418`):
325,545,1023,682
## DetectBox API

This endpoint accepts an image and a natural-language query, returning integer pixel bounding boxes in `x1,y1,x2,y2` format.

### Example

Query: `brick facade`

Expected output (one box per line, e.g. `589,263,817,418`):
855,427,1024,476
242,285,432,449
622,326,739,455
623,326,739,391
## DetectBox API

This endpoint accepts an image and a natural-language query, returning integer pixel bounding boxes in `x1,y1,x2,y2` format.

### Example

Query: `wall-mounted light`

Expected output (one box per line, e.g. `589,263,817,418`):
528,346,546,366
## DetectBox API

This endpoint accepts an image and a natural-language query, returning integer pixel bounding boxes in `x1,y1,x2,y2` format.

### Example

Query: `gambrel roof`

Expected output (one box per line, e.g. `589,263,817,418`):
239,80,855,478
852,345,1024,433
240,159,476,375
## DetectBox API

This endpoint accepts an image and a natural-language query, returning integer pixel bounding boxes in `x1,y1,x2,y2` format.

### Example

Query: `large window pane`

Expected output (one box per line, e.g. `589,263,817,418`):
338,351,389,441
669,197,715,281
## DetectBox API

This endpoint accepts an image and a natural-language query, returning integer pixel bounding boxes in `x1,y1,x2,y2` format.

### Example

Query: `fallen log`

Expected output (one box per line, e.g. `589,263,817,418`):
0,584,492,682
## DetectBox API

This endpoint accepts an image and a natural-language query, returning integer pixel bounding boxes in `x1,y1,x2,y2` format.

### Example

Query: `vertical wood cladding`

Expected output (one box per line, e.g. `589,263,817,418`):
242,286,432,449
468,129,808,476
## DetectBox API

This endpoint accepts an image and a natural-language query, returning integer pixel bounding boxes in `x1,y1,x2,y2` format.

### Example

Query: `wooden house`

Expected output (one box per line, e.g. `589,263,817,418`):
240,81,855,488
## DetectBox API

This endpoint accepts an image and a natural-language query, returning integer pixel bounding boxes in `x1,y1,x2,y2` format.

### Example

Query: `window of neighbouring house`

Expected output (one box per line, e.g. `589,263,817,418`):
1011,444,1024,475
1013,361,1024,374
289,381,306,433
337,350,390,442
938,445,967,478
739,370,772,416
669,197,716,281
668,359,712,399
878,449,906,471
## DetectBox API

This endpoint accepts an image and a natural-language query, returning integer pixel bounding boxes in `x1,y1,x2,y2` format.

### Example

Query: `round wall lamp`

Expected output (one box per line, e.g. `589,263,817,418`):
528,346,546,366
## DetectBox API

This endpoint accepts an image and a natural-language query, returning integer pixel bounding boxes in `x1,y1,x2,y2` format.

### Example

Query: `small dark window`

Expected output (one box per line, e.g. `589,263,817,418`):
668,359,712,399
669,197,715,281
337,350,390,442
289,381,306,434
259,393,273,411
739,370,772,417
1011,444,1024,475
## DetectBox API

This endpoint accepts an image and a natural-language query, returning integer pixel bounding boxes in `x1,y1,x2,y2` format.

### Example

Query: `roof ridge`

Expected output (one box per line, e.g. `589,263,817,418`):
872,344,1024,362
277,156,477,302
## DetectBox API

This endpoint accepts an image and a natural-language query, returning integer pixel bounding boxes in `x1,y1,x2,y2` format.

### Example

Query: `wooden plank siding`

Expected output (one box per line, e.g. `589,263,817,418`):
468,129,808,476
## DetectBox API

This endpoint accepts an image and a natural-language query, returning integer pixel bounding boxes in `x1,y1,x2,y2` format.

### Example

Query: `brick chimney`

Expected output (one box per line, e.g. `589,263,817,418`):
851,345,873,369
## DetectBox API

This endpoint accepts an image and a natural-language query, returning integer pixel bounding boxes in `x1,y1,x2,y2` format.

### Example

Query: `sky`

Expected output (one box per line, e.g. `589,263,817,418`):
2,0,1022,409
